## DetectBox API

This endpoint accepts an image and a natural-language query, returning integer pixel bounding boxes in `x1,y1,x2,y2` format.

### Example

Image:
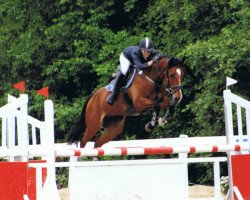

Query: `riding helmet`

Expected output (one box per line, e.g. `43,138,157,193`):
139,37,154,50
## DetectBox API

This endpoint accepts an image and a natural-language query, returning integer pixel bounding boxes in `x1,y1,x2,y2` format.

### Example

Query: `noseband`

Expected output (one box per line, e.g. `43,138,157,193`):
166,85,183,95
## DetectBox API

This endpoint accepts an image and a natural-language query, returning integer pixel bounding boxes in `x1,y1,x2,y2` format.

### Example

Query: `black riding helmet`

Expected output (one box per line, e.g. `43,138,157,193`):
139,37,154,50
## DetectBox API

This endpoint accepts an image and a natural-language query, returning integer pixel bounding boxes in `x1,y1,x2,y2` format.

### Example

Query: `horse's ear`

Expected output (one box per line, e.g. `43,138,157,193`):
183,63,190,69
182,56,188,63
168,57,175,67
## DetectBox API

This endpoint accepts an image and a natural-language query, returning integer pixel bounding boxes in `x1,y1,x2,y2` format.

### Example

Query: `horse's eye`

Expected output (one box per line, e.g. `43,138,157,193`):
170,73,175,78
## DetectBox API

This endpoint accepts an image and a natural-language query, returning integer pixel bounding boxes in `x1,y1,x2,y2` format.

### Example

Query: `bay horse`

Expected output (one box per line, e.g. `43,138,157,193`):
67,56,185,148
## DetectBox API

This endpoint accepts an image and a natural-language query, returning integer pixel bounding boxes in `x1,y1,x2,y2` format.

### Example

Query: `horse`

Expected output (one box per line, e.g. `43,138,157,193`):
145,57,185,131
67,56,185,148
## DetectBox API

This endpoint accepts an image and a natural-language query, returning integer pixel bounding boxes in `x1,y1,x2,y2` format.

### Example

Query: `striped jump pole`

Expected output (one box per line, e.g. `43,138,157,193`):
56,144,250,157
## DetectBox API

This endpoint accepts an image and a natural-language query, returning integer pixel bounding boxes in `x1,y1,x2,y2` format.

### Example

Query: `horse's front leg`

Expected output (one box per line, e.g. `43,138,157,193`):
145,106,160,132
158,104,176,126
144,94,170,131
158,107,169,126
158,95,171,126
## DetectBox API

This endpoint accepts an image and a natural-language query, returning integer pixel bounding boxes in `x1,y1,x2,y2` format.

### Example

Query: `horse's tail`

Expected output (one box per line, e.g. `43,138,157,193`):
66,94,93,144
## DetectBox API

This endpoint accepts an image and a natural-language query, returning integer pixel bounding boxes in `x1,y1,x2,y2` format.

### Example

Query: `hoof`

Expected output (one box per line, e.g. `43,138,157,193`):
145,122,155,132
158,117,167,126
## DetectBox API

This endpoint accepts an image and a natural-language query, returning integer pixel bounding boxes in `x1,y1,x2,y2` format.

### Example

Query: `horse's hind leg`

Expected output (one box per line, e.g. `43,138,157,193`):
94,117,125,148
80,127,99,148
80,116,103,148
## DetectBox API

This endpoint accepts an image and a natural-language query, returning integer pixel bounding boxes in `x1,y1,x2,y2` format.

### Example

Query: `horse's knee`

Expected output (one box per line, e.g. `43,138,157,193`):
159,96,170,110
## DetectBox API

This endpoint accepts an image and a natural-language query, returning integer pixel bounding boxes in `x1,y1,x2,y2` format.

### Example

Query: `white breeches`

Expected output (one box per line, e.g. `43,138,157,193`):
120,53,131,75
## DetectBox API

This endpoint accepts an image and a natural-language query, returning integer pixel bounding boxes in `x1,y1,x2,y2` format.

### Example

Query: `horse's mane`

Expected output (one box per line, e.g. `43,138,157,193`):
159,54,170,60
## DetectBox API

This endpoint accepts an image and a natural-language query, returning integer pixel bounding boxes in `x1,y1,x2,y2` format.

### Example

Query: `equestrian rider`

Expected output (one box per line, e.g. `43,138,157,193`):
107,37,161,105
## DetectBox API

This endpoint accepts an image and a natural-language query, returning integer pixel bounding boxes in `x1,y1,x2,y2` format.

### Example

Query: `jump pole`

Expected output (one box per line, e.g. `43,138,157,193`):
55,144,250,157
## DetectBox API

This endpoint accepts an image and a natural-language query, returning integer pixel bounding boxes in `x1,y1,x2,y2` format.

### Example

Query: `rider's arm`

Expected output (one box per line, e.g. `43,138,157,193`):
144,48,161,67
132,53,153,70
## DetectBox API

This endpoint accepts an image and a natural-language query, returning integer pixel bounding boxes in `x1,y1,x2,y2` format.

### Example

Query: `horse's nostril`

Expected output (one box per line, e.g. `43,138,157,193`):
173,96,179,102
172,94,183,105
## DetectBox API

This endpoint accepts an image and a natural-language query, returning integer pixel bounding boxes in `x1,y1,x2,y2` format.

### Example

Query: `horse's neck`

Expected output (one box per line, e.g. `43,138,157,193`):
128,71,155,94
146,69,159,81
129,58,168,90
143,58,168,80
137,71,155,85
144,67,164,82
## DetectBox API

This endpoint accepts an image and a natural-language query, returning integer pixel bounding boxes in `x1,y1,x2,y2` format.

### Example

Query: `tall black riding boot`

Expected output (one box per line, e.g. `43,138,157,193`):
106,72,125,105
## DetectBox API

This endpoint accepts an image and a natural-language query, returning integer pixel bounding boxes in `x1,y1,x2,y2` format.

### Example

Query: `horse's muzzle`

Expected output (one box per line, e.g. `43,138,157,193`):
167,85,183,105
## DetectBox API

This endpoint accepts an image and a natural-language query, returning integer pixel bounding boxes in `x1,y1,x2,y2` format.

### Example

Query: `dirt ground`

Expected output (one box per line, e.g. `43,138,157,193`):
59,185,227,200
189,185,226,199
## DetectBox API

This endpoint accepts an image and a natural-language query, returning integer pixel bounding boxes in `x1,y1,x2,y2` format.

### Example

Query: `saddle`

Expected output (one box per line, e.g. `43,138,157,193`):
105,67,137,107
106,67,137,92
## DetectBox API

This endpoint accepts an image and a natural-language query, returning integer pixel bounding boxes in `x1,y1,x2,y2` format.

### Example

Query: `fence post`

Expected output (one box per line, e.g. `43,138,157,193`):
213,160,221,199
37,99,60,200
5,94,29,161
223,89,234,200
18,94,29,161
178,134,189,199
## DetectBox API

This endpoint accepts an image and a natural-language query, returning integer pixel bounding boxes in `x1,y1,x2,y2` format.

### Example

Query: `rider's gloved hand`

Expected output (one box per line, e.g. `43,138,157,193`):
152,55,160,63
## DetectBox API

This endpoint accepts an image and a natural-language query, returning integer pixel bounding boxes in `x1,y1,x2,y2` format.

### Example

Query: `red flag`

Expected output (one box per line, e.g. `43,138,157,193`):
13,81,26,93
36,87,49,99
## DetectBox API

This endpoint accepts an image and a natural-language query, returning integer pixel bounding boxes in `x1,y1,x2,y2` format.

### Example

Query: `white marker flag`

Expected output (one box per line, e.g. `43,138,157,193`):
226,77,237,89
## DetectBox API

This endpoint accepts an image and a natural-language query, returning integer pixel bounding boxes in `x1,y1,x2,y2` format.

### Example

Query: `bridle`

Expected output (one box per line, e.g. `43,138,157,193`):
155,64,183,97
139,58,183,99
165,67,183,96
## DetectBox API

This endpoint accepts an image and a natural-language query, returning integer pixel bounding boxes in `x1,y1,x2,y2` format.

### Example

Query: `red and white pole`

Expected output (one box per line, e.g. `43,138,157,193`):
55,144,250,157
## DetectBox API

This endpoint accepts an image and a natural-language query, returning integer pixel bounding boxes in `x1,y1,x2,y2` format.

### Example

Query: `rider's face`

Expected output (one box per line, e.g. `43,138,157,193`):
141,48,151,59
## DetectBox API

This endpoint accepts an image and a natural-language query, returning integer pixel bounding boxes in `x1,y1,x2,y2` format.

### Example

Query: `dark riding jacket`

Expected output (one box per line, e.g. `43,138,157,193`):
122,46,158,70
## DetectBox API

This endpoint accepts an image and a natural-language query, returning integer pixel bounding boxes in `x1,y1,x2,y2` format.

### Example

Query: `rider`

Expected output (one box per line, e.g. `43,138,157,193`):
106,37,161,105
